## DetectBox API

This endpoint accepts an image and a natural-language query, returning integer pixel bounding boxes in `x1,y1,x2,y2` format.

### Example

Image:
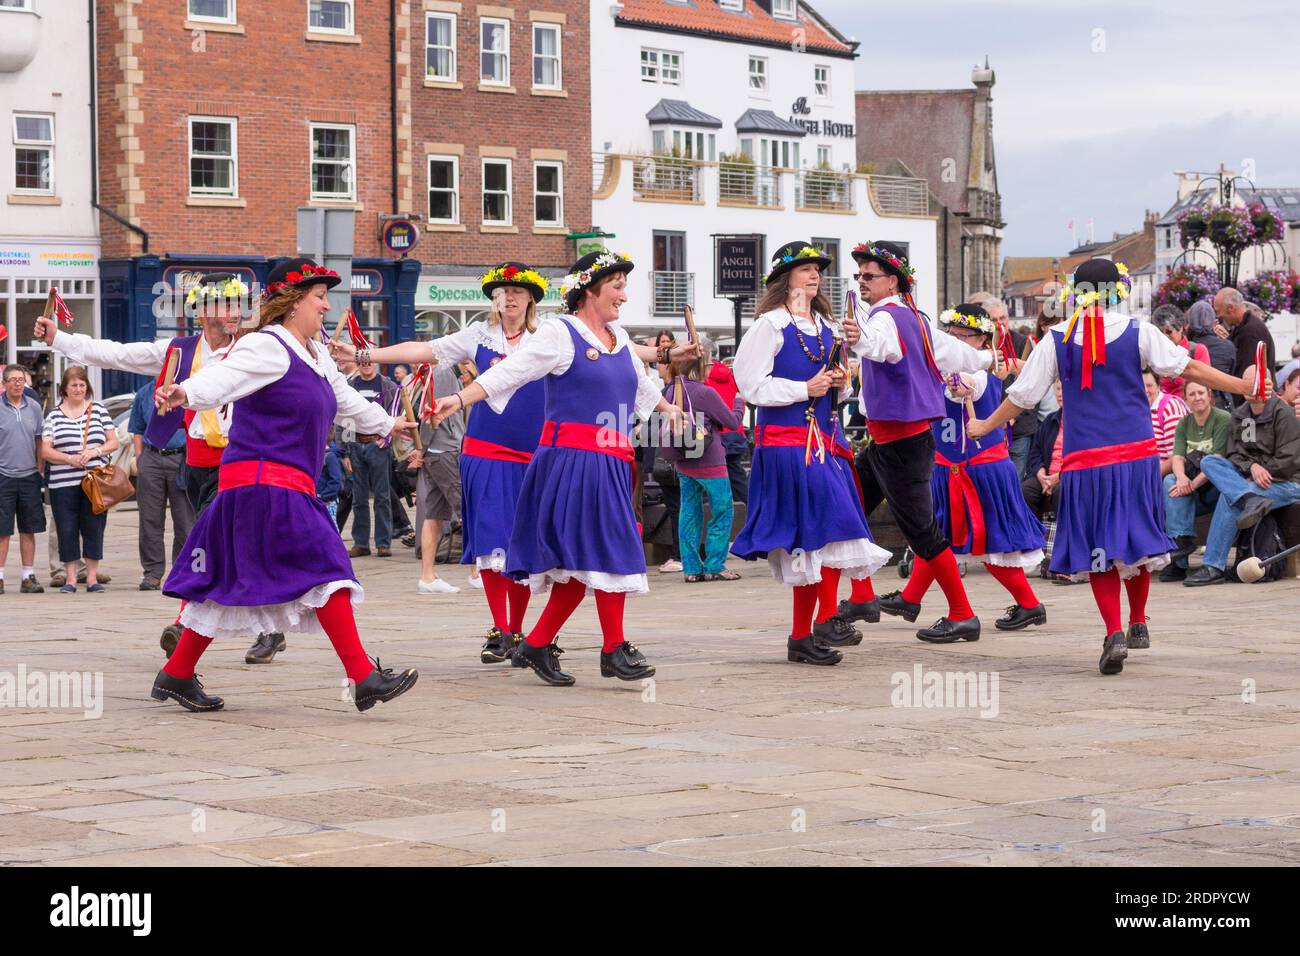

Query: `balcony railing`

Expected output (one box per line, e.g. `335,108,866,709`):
633,155,702,202
718,161,782,208
795,169,855,212
869,175,930,217
592,151,616,196
650,271,694,317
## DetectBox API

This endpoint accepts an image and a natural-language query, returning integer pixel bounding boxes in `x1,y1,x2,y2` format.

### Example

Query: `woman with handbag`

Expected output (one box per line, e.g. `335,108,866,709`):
41,366,119,592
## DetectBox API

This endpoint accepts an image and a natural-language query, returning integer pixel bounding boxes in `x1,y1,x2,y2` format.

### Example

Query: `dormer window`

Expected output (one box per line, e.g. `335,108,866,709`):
772,0,796,20
719,0,744,10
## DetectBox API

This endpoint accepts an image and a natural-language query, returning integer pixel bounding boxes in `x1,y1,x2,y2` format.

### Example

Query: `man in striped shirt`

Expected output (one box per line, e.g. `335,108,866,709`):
1145,368,1188,477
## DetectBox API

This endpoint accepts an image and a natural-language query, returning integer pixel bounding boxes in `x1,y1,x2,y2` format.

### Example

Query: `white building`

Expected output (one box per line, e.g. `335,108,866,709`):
589,0,936,348
0,0,101,402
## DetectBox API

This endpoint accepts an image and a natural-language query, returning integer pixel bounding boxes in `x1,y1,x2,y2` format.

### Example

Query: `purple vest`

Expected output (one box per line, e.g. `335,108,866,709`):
544,320,639,435
933,374,1006,461
143,333,202,449
1053,319,1153,456
467,342,546,452
859,303,945,423
755,320,836,433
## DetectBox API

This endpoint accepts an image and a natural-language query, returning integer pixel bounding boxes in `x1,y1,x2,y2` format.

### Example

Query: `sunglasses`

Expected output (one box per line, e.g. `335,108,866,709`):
856,272,888,281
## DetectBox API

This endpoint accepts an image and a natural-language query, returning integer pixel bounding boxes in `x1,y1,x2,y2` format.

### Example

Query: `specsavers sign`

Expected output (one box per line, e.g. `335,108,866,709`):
418,275,562,307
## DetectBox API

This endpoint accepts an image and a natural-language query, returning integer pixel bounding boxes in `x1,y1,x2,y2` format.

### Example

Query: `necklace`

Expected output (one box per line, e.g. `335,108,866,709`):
791,311,826,363
503,325,524,343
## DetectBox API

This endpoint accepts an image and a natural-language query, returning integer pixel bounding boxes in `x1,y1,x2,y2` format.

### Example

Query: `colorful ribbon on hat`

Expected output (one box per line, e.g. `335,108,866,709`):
1061,304,1107,390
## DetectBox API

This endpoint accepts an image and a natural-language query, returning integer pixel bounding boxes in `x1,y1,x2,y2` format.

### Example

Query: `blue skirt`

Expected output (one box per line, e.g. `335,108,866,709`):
505,446,645,578
164,485,354,606
1050,457,1173,574
931,458,1046,557
732,446,872,559
459,453,528,565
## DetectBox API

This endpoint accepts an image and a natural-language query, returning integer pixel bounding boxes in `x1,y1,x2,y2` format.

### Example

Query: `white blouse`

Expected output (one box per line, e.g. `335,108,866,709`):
179,325,395,436
733,308,850,408
474,314,663,417
425,320,535,368
850,294,993,376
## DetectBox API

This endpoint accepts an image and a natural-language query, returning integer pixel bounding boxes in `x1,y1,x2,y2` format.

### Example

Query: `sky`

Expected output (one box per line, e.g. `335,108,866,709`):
816,0,1300,257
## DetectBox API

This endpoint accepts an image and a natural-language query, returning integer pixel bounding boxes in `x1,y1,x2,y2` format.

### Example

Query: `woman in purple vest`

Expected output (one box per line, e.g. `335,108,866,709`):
430,252,685,687
929,303,1047,630
151,257,420,712
732,241,891,666
970,258,1259,674
331,262,547,666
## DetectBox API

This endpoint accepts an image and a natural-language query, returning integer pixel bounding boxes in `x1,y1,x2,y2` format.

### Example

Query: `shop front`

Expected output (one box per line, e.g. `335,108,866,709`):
415,268,566,338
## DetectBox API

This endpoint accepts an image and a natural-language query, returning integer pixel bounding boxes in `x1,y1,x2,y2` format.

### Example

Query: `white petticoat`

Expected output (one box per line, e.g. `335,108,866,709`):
528,568,649,595
178,580,362,640
766,537,893,588
1064,552,1171,583
954,548,1045,570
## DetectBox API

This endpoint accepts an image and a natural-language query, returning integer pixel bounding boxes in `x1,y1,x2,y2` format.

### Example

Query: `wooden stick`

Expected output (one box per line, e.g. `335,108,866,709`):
400,385,423,452
682,304,698,345
330,309,350,342
41,288,56,320
155,347,181,412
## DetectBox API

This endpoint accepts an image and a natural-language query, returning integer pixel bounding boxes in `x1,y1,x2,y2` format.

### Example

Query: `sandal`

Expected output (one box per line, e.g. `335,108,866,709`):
683,574,704,583
706,571,742,581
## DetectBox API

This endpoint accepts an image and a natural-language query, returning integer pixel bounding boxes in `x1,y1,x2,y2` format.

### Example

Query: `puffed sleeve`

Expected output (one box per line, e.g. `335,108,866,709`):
631,346,664,419
733,313,810,407
932,327,994,376
476,318,570,414
324,349,397,436
1004,335,1060,409
428,324,481,367
1140,323,1193,378
53,329,171,377
181,332,290,410
851,305,904,364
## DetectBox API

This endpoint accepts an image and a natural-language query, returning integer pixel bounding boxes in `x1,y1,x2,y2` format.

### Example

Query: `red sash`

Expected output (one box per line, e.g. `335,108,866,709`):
217,459,316,496
461,435,534,463
539,420,634,462
1061,438,1157,473
935,443,1010,553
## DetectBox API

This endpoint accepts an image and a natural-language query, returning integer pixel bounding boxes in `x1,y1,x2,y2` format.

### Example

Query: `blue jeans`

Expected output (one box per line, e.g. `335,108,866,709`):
1200,455,1300,570
1162,473,1220,567
678,473,733,575
346,441,393,549
1009,435,1032,479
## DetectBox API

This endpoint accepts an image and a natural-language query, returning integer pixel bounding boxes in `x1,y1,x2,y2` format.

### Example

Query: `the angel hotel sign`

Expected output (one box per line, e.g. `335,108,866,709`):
788,97,854,138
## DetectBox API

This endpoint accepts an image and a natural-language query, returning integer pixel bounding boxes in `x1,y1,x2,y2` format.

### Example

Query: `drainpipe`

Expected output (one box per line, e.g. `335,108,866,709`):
390,0,399,213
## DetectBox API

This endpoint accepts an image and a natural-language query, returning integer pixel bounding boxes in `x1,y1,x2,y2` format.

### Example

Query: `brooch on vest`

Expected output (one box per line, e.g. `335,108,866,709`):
584,347,600,361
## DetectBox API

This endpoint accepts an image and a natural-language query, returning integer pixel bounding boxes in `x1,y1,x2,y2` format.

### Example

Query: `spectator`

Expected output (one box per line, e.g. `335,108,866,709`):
41,366,118,593
973,291,1036,477
1020,381,1064,520
1151,304,1209,397
650,328,683,573
1275,343,1300,392
1213,287,1276,381
660,334,741,582
1145,369,1189,477
317,439,346,531
127,380,195,590
705,346,749,505
1186,298,1237,409
1030,308,1061,419
1159,381,1231,581
413,362,464,594
1184,367,1300,586
392,363,411,386
343,359,399,557
1279,367,1300,417
0,364,46,595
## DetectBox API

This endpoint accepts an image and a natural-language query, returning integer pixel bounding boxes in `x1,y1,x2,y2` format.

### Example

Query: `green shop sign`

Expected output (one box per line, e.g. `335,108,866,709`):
420,279,562,306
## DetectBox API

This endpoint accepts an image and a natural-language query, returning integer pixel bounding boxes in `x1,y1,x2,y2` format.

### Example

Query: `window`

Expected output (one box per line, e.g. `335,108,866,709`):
188,117,236,197
13,113,53,194
189,0,234,21
532,23,561,89
748,56,768,93
308,0,352,33
814,64,830,99
816,145,831,168
772,0,796,19
0,0,34,9
426,13,456,81
640,48,681,85
534,161,563,227
481,17,509,85
428,155,459,224
482,158,512,225
759,136,799,169
310,123,355,201
653,128,715,161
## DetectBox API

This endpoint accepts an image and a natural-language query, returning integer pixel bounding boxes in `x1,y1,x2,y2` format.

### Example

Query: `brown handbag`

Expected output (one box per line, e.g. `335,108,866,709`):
76,406,134,514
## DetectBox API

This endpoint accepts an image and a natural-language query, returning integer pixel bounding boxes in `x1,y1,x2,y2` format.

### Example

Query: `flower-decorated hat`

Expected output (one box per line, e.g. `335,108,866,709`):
560,250,634,312
1060,257,1131,312
185,272,250,309
481,261,548,303
938,302,995,336
262,257,341,300
851,241,916,293
764,241,833,285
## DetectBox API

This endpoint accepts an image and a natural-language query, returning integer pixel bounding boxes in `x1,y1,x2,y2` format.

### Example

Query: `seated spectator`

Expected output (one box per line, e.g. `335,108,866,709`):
1185,367,1300,586
1145,369,1188,477
1159,382,1231,581
1274,343,1300,392
1152,304,1209,397
1021,381,1064,519
1279,366,1300,418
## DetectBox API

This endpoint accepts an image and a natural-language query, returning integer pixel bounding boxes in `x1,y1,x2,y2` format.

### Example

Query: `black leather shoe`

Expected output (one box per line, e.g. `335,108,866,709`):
353,659,419,712
1158,563,1187,582
244,632,287,664
159,622,183,657
1235,494,1272,530
787,636,842,666
916,617,981,643
1183,565,1226,587
151,671,224,712
1169,535,1198,560
1126,621,1150,649
879,590,922,623
812,615,862,646
600,641,656,680
837,597,881,624
514,641,576,686
994,603,1047,631
1098,631,1127,675
480,626,514,664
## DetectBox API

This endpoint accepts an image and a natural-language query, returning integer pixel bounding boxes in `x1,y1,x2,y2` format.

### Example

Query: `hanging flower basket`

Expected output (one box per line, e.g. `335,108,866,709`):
1177,209,1208,246
1155,264,1221,311
1206,206,1254,247
1248,202,1284,243
1239,271,1298,314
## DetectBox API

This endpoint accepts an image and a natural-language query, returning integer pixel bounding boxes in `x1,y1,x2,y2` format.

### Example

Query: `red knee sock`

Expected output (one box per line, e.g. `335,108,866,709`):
984,563,1040,609
815,567,842,623
173,599,187,625
1124,567,1150,624
162,627,211,679
478,569,511,632
594,590,626,653
929,549,974,620
506,580,531,634
316,589,375,685
850,576,876,603
525,577,586,647
792,583,818,639
1088,568,1122,634
901,555,936,604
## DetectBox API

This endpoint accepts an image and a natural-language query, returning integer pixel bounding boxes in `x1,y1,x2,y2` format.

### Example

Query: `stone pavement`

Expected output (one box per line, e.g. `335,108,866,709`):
3,510,1300,867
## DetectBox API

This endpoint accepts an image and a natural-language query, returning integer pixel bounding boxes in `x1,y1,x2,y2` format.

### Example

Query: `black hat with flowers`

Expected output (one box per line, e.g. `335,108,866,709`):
262,256,342,300
851,240,916,293
764,241,833,285
481,261,548,303
560,249,634,312
938,302,995,336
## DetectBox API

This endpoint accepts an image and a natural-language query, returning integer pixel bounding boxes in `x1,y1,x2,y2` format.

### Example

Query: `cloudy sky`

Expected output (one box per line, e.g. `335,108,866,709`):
817,0,1300,257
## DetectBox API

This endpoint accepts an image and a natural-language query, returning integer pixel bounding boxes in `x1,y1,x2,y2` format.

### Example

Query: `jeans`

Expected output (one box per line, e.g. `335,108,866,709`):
678,474,733,575
346,441,393,549
1162,473,1220,567
1200,454,1300,570
50,484,106,563
1009,435,1033,479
